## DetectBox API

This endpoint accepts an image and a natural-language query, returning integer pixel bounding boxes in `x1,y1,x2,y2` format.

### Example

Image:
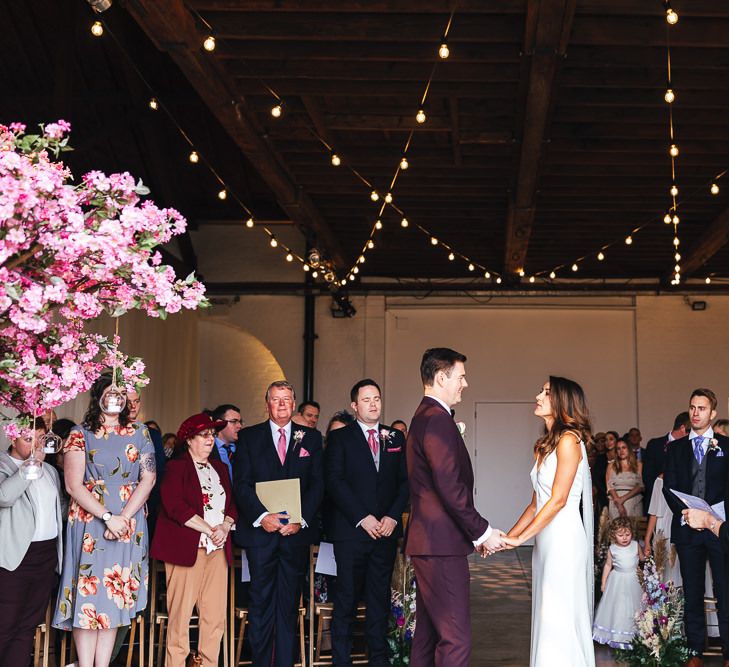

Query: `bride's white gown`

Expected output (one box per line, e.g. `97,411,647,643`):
529,443,595,667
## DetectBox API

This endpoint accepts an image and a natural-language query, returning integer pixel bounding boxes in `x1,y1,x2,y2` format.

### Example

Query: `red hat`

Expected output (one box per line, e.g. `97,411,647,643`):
176,413,227,447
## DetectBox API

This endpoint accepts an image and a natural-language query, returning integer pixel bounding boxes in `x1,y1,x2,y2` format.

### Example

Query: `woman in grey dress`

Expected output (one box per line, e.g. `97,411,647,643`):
53,374,156,666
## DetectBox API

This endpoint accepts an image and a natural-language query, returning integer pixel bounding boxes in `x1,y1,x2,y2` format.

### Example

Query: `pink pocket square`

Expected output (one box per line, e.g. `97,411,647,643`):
299,448,310,457
386,447,402,453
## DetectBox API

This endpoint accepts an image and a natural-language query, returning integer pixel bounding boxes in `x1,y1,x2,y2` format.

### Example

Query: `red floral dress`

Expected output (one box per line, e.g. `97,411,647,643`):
52,423,154,630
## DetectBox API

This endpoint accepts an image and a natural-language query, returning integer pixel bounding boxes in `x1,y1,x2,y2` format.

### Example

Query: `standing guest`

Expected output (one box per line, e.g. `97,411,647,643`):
714,419,729,437
233,381,324,667
607,438,643,520
664,388,729,667
162,433,176,459
591,433,609,518
297,401,321,430
642,412,690,514
404,349,503,667
325,411,355,440
627,427,642,461
643,474,682,586
52,374,156,667
326,379,408,666
390,419,408,439
151,413,238,667
210,404,243,481
0,418,64,667
145,421,161,433
605,431,619,464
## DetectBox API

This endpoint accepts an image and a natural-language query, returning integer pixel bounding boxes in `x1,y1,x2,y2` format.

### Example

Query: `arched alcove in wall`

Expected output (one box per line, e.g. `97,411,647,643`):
199,319,286,425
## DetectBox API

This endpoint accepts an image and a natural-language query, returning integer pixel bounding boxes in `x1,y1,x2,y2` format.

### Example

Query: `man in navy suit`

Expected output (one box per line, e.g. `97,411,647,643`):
642,411,689,514
233,381,324,667
663,388,729,667
326,378,409,666
405,348,505,667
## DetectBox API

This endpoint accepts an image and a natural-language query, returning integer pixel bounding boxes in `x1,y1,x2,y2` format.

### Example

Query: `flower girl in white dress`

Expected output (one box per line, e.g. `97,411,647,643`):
593,517,643,649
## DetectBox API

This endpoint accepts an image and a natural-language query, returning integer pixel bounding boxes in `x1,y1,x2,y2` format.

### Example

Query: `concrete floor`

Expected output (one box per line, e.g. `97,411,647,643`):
470,546,725,666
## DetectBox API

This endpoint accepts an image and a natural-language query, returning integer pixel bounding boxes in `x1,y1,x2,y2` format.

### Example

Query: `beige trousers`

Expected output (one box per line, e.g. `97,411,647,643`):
165,548,227,667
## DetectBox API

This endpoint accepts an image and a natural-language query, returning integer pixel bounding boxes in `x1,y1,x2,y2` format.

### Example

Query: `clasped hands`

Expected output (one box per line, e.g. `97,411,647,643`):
476,529,524,557
360,514,397,540
103,514,136,541
261,512,302,536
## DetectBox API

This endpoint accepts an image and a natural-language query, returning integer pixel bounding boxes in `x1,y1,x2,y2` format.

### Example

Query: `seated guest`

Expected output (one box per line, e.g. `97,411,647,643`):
151,413,237,667
607,438,643,520
0,418,64,667
297,401,321,430
390,419,408,439
210,404,243,481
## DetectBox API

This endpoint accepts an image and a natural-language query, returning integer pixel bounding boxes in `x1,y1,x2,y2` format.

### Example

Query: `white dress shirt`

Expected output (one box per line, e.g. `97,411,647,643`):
9,456,58,541
424,394,492,546
357,420,381,471
689,427,715,457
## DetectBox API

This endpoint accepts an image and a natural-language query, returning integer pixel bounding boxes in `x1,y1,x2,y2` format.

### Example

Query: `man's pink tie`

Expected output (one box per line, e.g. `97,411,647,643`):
277,428,287,464
367,428,378,458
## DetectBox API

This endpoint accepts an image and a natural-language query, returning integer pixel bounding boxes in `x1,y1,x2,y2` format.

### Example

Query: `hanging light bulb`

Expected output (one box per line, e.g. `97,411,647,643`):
571,263,579,272
670,184,679,197
438,40,450,59
341,278,347,286
664,88,675,104
358,255,365,264
400,217,409,228
674,252,681,261
353,266,359,274
416,109,427,124
312,270,319,278
384,192,393,203
367,239,374,249
331,153,341,167
674,264,681,273
430,237,438,245
189,150,199,163
484,271,491,279
91,21,104,37
669,144,679,157
271,102,283,118
666,7,678,24
400,156,409,170
518,269,525,277
370,190,379,201
549,271,556,279
374,220,383,230
529,276,536,283
148,98,159,111
217,189,227,200
303,264,310,272
468,263,475,272
706,277,712,284
597,251,605,261
711,183,720,195
285,253,293,262
203,35,216,51
270,237,278,248
625,235,633,245
245,217,254,228
496,277,502,284
672,214,679,225
673,236,680,246
663,212,672,224
448,252,455,261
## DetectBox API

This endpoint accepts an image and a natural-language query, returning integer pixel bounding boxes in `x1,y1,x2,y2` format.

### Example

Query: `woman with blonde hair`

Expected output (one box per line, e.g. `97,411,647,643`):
606,438,643,520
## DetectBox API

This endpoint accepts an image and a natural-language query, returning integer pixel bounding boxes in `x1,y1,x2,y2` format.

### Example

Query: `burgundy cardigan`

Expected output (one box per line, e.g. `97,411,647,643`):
150,450,238,566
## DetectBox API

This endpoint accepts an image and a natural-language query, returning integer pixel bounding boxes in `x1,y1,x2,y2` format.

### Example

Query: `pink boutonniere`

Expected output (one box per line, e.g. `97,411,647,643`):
299,448,310,458
380,428,396,447
293,430,305,446
708,438,723,456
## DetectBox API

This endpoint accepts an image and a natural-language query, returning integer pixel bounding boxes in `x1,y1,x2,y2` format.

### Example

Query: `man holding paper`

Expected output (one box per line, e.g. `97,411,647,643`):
663,388,729,666
233,380,324,667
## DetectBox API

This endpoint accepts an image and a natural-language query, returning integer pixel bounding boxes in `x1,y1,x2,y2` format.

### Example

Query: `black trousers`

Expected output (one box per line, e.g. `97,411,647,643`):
246,539,308,667
677,532,729,657
0,540,57,667
331,538,397,667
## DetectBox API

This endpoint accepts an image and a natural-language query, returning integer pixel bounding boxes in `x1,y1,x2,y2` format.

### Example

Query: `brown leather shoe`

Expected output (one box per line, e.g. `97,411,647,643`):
684,658,703,667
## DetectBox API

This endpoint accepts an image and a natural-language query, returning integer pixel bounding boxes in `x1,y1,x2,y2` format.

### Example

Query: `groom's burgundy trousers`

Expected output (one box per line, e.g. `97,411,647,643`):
410,555,471,667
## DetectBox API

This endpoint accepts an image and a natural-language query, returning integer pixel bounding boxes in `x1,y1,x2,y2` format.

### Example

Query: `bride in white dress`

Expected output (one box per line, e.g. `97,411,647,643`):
502,376,595,667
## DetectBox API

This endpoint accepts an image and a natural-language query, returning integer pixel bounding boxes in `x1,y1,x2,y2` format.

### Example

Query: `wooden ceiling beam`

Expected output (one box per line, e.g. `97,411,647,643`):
124,0,346,269
675,204,729,279
504,0,577,275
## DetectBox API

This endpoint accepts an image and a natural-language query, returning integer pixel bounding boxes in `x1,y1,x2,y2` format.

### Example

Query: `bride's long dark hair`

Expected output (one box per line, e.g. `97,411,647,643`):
534,375,592,462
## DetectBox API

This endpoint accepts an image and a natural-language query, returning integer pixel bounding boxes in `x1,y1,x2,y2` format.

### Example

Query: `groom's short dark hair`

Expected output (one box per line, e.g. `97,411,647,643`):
420,348,467,386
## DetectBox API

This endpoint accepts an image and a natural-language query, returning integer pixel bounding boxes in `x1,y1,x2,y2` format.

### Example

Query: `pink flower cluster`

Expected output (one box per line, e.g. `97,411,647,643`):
0,122,208,432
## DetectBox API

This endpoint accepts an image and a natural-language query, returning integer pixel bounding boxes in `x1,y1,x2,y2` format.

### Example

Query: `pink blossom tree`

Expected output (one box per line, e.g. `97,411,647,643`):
0,121,208,435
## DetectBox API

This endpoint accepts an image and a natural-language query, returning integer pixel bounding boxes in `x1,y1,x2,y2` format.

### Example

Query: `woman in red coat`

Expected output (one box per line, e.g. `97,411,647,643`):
151,413,238,667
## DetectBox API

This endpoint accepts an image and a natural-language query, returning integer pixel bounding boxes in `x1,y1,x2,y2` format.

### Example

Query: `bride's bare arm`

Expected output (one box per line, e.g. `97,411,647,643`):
508,492,537,537
503,432,582,546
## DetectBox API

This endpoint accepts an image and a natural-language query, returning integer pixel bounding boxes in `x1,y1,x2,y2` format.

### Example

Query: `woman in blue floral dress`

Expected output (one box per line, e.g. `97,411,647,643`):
53,374,156,666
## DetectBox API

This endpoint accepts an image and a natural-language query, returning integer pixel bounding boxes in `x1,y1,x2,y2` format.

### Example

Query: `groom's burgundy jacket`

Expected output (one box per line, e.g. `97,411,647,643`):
404,396,489,556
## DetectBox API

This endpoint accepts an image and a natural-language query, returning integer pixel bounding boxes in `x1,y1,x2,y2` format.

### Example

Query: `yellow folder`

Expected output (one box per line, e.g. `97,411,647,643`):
255,478,302,524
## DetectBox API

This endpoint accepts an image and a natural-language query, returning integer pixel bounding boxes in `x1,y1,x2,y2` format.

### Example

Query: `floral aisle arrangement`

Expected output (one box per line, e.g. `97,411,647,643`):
0,121,207,434
388,554,416,666
614,556,689,666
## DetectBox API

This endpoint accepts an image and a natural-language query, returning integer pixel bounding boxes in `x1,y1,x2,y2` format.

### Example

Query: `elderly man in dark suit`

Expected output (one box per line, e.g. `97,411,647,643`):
233,380,324,667
326,378,408,666
642,411,689,513
405,348,505,667
664,389,729,667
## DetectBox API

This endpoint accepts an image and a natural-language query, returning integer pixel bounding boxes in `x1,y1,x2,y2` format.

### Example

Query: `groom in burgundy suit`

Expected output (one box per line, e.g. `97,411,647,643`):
405,348,505,667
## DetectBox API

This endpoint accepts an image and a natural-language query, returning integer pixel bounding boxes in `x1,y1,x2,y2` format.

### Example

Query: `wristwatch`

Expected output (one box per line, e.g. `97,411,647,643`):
101,511,112,523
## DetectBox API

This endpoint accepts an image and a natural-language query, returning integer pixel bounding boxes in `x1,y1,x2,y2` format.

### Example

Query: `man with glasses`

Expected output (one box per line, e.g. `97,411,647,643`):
233,381,324,667
211,404,244,481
